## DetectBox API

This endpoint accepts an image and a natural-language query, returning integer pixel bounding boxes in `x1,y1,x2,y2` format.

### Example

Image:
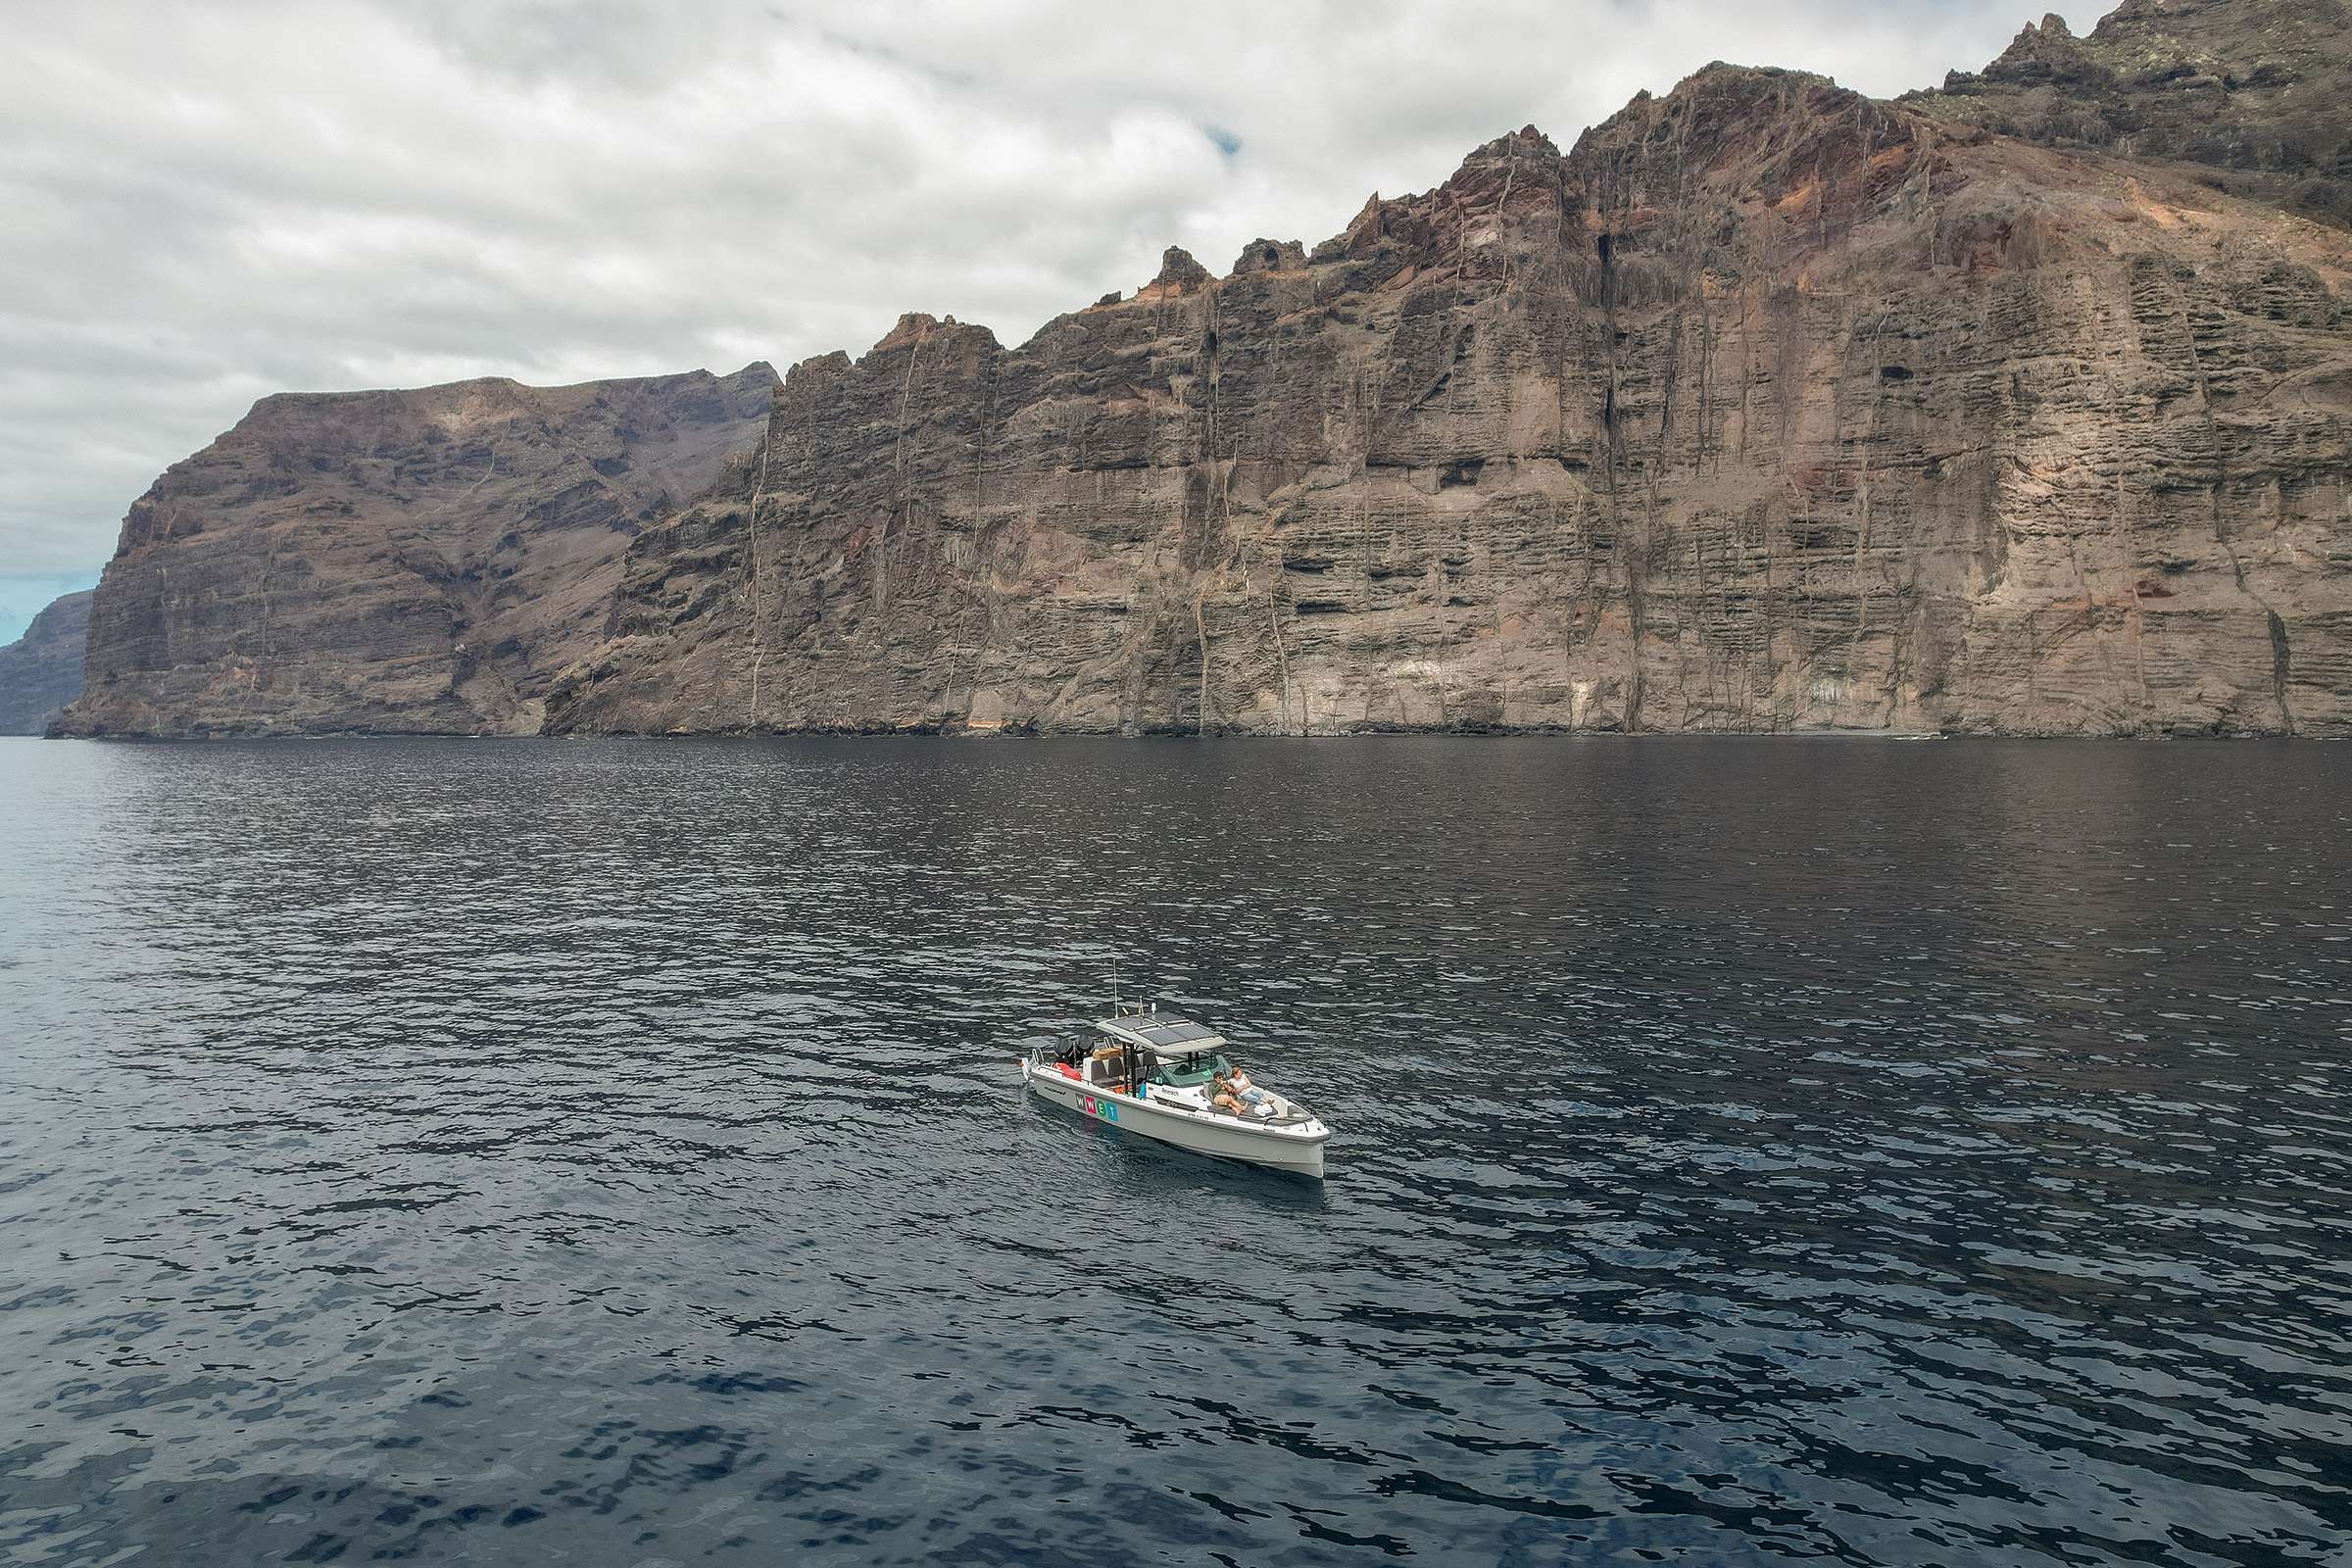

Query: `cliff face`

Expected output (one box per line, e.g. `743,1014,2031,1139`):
58,3,2352,740
0,590,93,735
1913,0,2352,226
61,367,774,737
549,54,2350,736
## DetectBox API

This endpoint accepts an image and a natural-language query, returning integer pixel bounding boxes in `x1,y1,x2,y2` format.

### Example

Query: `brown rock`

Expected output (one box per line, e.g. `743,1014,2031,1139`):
548,59,2350,739
66,3,2352,742
1230,239,1307,275
1911,0,2352,227
60,366,774,736
1138,246,1213,300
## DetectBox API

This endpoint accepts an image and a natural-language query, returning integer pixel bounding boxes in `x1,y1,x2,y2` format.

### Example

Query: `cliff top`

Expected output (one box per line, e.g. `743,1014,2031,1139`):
241,361,776,423
1907,0,2352,222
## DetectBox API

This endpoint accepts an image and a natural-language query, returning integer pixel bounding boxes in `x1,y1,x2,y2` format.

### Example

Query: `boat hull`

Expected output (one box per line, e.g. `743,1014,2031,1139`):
1021,1061,1328,1178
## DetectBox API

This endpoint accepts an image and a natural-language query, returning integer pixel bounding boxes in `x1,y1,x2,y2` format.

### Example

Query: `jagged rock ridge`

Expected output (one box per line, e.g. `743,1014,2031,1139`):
0,590,93,735
549,16,2351,738
1913,0,2352,226
62,367,775,736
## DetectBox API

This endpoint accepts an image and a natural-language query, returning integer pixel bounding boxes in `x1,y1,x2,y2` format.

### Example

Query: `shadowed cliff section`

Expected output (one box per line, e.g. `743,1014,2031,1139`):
548,33,2352,738
0,590,93,734
60,366,775,737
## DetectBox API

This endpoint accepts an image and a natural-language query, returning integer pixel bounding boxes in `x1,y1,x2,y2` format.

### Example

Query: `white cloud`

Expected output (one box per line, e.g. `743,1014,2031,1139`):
0,0,2106,634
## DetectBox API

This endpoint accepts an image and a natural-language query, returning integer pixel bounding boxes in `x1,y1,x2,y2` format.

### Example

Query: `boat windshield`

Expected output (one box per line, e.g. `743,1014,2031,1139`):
1149,1053,1232,1088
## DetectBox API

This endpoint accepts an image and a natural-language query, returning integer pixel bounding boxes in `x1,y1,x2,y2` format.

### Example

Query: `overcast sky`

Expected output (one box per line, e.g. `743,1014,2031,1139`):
0,0,2107,641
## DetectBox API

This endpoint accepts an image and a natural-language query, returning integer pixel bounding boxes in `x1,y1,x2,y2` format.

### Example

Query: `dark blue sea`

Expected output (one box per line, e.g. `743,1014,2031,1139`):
1,736,2347,1566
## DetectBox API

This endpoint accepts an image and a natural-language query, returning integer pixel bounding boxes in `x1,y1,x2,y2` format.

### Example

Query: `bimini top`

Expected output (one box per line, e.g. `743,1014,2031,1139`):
1092,1012,1227,1054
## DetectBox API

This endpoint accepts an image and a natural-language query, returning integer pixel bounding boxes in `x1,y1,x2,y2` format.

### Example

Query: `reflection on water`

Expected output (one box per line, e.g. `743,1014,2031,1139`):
0,736,2346,1565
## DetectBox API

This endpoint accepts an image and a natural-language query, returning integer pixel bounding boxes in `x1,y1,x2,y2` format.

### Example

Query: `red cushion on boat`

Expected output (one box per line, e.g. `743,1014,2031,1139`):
1055,1063,1081,1080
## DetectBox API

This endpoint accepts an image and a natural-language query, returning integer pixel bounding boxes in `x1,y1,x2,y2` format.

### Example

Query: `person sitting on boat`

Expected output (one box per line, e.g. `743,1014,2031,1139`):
1212,1068,1271,1116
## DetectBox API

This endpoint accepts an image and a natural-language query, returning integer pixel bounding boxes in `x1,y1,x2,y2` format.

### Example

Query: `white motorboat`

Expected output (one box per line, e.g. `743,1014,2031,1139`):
1017,1004,1333,1178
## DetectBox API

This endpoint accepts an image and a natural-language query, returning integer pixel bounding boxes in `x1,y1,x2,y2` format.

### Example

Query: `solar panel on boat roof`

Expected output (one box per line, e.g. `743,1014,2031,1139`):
1134,1019,1221,1048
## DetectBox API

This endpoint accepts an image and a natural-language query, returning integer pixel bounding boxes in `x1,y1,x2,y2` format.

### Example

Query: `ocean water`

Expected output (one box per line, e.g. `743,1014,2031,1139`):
0,735,2346,1567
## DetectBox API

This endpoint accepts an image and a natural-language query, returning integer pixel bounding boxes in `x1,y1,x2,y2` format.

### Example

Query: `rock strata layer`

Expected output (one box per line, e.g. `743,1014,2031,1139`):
550,25,2351,737
61,367,774,736
0,590,93,735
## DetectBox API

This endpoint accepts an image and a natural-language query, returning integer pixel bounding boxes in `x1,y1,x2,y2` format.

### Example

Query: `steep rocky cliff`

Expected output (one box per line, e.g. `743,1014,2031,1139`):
549,32,2350,736
61,367,774,737
60,2,2351,740
1913,0,2352,225
0,590,93,735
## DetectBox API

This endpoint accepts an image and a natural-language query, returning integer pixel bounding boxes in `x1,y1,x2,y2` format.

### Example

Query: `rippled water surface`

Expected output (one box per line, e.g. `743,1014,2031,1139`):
2,736,2348,1566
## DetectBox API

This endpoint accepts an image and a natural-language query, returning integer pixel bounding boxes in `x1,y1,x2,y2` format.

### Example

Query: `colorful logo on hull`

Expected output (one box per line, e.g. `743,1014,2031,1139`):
1079,1094,1119,1123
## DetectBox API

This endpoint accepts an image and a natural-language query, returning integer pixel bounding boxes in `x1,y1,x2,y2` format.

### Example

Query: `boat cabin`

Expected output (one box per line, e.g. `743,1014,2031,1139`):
1033,1008,1238,1095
